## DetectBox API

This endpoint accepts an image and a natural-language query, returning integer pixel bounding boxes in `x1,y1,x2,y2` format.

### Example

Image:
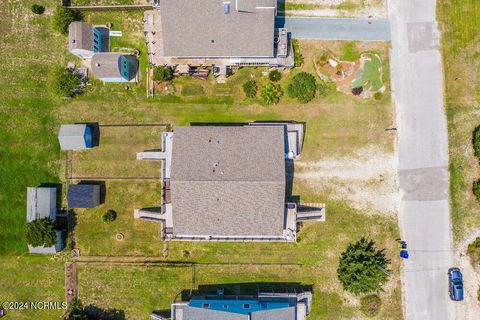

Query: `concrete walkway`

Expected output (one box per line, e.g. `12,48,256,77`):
388,0,455,319
275,17,390,41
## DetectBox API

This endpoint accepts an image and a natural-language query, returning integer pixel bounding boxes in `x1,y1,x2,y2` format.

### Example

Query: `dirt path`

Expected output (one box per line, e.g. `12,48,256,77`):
295,146,399,214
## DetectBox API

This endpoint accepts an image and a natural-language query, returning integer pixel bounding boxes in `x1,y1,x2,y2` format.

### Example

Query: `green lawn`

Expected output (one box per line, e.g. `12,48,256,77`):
438,0,480,241
352,53,384,91
0,2,401,319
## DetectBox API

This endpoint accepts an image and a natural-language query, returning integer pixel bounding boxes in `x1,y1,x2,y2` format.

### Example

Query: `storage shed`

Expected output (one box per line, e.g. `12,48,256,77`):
67,184,101,208
58,124,93,150
26,187,65,254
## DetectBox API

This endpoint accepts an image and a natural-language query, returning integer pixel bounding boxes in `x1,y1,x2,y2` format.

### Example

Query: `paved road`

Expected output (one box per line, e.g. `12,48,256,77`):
388,1,455,319
275,17,390,41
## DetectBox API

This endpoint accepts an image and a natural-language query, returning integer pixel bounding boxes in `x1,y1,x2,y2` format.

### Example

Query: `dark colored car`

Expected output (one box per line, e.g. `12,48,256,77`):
448,267,464,301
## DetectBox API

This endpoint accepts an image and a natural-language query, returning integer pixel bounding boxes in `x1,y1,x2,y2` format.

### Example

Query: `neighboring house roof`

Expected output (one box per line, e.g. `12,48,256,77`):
26,187,60,254
159,0,276,58
67,184,101,208
170,126,286,237
26,187,57,222
58,124,91,150
91,53,136,80
182,307,248,320
69,21,93,52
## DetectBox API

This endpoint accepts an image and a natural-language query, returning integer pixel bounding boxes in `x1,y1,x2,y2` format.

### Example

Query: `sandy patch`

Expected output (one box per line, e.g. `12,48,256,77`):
455,231,480,319
284,0,387,18
295,146,399,214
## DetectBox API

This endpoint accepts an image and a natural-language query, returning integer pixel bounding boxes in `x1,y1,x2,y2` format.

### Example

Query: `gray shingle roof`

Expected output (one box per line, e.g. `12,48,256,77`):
159,0,276,58
68,21,93,51
67,184,100,208
170,126,286,237
251,307,295,320
182,307,248,320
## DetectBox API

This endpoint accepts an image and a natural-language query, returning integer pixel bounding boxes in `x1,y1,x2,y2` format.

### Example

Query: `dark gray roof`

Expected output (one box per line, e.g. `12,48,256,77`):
251,307,295,320
159,0,276,58
67,184,100,208
171,126,286,237
68,21,93,51
182,306,248,320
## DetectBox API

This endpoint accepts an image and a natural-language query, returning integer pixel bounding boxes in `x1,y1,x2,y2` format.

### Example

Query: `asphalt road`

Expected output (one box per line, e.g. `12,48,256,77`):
275,17,391,41
388,1,455,319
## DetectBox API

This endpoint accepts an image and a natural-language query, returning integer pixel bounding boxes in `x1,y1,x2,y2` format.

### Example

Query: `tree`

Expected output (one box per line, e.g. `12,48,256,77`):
472,180,480,201
242,80,257,98
102,210,117,223
26,218,56,247
31,4,45,15
360,294,382,317
48,66,81,97
288,72,317,103
51,6,82,35
473,126,480,158
153,66,174,81
268,70,282,82
337,238,390,295
260,83,283,105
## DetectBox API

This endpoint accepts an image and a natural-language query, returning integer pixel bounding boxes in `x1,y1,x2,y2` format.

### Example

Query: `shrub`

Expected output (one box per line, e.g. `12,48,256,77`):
292,39,304,67
288,72,317,103
374,92,383,100
48,66,81,97
473,126,480,158
360,294,382,317
269,70,282,82
102,210,117,223
31,4,45,15
473,180,480,201
467,236,480,265
153,66,174,82
352,86,363,95
26,218,56,247
242,80,257,98
51,6,82,35
337,238,390,295
260,83,283,105
183,250,190,258
317,80,336,97
66,299,88,320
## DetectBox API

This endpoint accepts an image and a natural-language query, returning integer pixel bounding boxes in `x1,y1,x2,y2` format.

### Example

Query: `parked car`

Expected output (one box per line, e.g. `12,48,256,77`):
448,267,464,301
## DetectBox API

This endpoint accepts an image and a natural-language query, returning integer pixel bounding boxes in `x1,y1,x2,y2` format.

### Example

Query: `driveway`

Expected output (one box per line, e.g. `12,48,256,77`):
275,17,390,41
388,0,455,319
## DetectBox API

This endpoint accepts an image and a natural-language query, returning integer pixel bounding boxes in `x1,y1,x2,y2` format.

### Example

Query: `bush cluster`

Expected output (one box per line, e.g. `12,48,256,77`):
26,218,56,247
102,210,117,223
288,72,317,103
260,83,283,105
360,294,382,317
292,39,304,67
337,238,390,295
268,70,282,82
31,4,45,15
242,80,257,98
153,66,174,82
48,66,81,97
51,6,82,34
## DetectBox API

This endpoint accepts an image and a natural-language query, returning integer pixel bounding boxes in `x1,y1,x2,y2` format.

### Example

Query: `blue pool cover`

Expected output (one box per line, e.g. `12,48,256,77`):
189,299,290,314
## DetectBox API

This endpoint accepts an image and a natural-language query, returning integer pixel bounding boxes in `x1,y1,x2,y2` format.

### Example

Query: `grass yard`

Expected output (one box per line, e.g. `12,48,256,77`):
0,2,401,319
438,0,480,241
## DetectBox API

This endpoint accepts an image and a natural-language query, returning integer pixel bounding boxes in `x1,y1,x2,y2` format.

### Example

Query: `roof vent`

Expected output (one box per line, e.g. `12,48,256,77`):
213,161,220,168
95,63,100,67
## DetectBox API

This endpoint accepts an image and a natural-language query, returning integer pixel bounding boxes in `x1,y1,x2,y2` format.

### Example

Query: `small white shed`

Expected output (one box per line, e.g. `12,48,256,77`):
58,124,93,150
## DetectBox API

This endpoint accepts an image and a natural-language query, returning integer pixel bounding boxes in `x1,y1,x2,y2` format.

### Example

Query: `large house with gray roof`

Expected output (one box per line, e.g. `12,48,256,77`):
135,123,324,242
151,290,312,320
144,0,293,68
